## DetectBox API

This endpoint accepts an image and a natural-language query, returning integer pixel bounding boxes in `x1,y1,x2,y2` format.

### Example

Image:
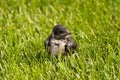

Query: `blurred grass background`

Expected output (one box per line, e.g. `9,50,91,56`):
0,0,120,80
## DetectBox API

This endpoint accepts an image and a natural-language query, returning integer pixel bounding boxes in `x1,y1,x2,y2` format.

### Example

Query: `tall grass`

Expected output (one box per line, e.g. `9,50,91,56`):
0,0,120,79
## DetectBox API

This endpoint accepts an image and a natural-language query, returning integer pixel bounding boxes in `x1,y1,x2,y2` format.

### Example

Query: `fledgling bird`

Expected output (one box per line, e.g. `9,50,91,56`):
44,24,77,57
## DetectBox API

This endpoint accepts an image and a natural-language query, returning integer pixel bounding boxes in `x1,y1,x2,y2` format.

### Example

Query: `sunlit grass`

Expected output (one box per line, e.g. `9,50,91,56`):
0,0,120,80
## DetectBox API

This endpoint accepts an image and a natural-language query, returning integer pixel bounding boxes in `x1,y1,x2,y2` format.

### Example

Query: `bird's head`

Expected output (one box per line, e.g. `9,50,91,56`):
52,25,71,39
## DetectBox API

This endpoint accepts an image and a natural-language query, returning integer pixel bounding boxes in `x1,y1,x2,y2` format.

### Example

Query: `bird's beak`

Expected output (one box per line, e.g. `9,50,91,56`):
65,32,71,35
60,32,71,37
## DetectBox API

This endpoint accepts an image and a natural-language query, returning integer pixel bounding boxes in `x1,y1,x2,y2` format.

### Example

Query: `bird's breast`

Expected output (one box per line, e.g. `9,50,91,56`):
50,39,67,56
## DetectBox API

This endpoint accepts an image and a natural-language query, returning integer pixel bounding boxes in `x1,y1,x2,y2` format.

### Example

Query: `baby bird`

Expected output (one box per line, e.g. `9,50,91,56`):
44,24,77,57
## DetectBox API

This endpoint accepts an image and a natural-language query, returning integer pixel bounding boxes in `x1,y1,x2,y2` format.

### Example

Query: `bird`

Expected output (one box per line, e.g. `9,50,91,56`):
44,24,77,57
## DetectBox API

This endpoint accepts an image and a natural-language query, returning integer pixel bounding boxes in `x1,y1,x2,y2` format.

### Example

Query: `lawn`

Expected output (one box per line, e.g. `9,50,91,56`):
0,0,120,80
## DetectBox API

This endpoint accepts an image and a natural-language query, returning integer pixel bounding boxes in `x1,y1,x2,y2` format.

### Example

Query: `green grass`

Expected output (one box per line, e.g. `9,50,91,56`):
0,0,120,80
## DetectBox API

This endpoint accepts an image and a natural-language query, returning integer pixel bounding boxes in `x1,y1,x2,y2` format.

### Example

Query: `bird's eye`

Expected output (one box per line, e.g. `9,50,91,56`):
54,30,59,35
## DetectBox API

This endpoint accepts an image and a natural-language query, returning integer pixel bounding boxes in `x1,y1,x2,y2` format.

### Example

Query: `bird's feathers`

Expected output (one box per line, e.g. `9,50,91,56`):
44,25,77,57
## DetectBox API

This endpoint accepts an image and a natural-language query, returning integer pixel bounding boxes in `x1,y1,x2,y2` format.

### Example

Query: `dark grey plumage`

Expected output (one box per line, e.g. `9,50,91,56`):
44,24,77,57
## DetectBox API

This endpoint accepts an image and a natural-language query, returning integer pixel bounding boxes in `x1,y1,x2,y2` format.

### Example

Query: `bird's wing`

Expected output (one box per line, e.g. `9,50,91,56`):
44,35,51,50
65,37,77,53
